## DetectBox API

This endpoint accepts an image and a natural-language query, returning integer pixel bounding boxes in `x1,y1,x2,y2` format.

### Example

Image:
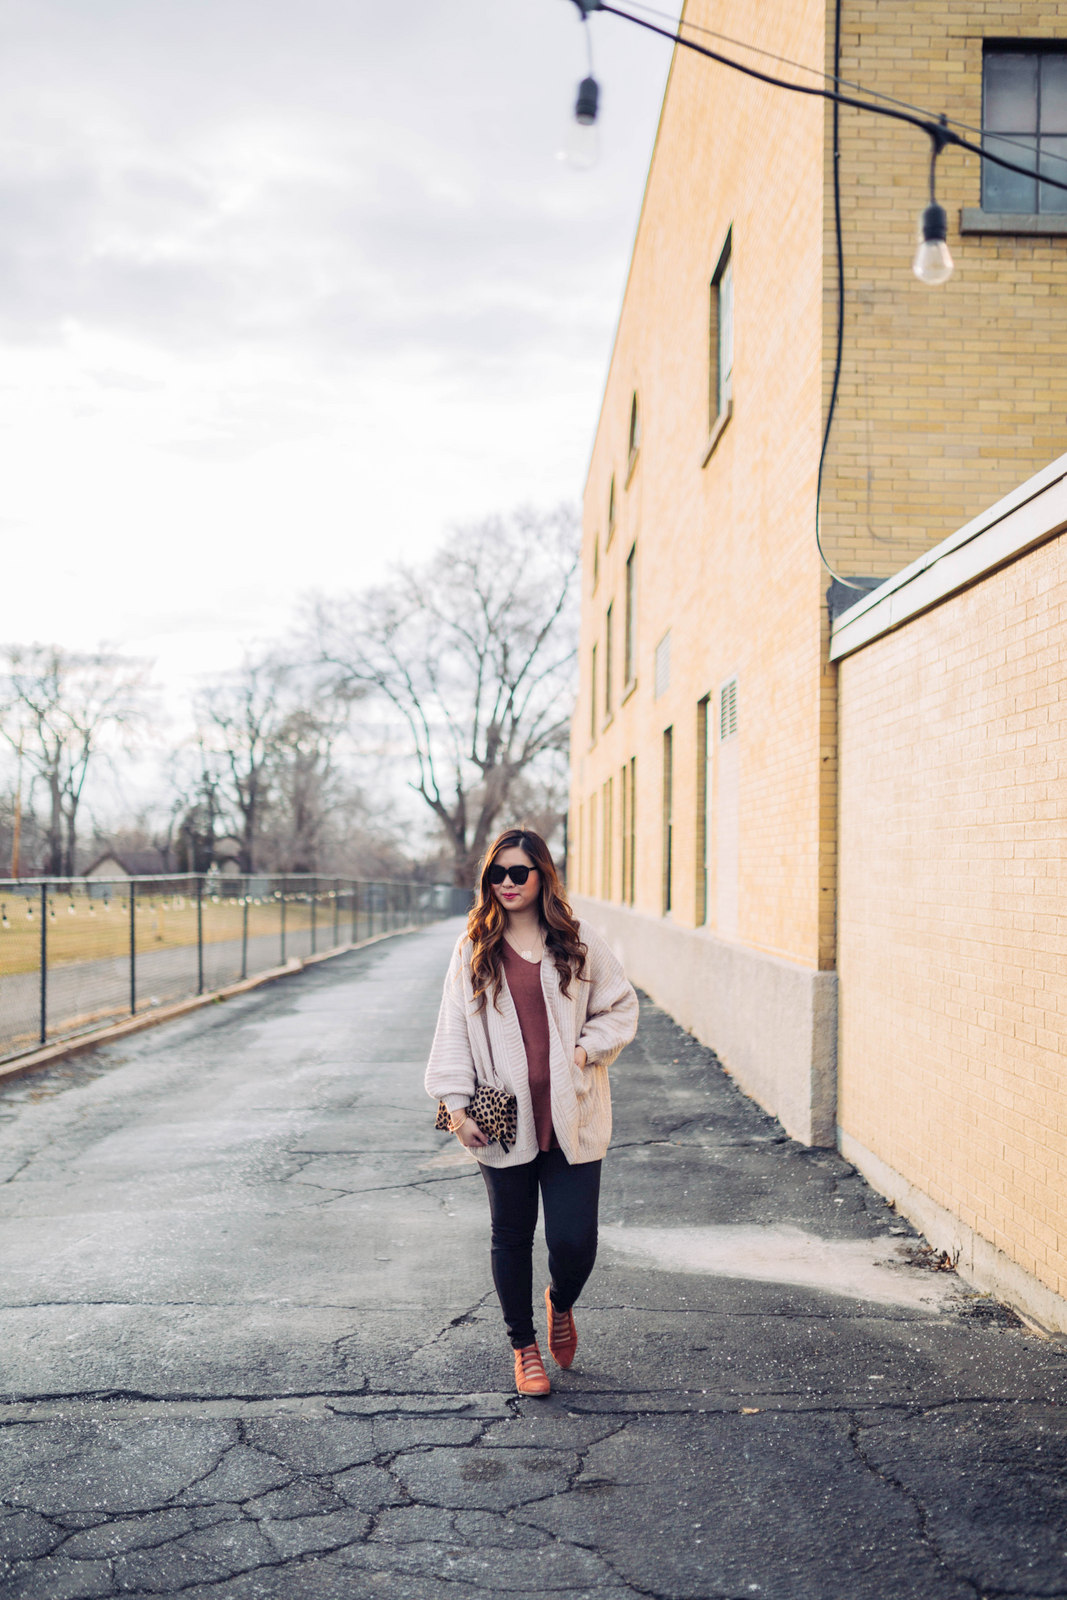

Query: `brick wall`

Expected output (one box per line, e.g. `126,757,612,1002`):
822,0,1067,582
569,0,1067,1156
837,531,1067,1305
571,0,832,969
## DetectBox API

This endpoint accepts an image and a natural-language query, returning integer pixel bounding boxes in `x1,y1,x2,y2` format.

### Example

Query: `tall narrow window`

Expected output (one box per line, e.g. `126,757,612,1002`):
590,643,597,744
592,533,600,593
577,802,585,895
717,679,739,937
627,756,636,904
982,45,1067,213
628,392,640,471
601,776,613,899
661,727,673,915
604,603,614,718
588,790,598,900
710,231,734,426
695,696,712,924
607,474,616,545
624,544,637,688
620,762,629,906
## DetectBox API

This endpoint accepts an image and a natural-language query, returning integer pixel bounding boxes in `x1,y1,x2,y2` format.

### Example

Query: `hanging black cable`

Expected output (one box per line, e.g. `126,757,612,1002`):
600,0,1051,163
582,1,1067,197
567,0,1067,590
814,0,857,589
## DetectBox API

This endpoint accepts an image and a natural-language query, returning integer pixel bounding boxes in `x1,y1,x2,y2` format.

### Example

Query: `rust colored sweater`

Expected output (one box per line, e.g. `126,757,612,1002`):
501,940,555,1151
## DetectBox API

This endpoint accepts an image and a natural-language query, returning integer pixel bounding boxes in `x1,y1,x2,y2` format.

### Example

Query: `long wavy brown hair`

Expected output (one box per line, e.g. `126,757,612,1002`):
468,828,587,1011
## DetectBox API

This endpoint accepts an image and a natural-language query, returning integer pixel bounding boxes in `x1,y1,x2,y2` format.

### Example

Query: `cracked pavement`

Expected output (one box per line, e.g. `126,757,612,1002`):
1,917,1065,1599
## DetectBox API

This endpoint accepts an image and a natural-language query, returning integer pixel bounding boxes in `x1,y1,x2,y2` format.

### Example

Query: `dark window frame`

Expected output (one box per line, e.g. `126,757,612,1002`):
696,695,711,925
709,230,734,429
590,642,598,745
981,41,1067,215
626,756,636,905
623,543,637,690
662,726,673,916
627,391,641,477
604,602,614,719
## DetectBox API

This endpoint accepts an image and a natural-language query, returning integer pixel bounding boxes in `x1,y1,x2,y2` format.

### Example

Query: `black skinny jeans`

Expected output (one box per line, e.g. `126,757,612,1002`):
480,1147,602,1349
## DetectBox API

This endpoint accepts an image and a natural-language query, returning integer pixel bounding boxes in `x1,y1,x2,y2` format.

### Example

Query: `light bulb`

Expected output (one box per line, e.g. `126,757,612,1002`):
558,75,600,170
913,201,954,285
560,118,599,170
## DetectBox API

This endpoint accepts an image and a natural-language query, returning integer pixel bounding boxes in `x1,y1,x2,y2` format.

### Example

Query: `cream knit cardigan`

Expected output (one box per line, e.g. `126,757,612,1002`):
424,920,639,1168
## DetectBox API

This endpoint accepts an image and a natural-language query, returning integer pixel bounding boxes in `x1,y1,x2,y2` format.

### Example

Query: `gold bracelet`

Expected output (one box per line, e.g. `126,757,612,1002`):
449,1111,468,1133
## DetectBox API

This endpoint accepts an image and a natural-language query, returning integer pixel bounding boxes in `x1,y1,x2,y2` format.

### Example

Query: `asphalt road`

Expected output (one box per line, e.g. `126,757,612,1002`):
0,918,1065,1600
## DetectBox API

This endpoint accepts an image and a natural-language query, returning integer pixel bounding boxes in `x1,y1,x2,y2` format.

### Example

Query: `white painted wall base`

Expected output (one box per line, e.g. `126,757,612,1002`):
839,1129,1067,1336
572,896,837,1147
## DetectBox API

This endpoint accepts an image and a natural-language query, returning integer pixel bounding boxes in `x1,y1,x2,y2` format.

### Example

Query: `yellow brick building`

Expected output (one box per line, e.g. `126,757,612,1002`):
570,0,1067,1165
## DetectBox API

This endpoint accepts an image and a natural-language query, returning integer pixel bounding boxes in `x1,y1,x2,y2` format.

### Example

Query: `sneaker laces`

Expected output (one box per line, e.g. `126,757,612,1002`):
517,1344,545,1375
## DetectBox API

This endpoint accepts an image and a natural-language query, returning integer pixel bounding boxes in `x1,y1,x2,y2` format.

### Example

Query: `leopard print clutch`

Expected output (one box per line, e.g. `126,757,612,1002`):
435,1083,518,1154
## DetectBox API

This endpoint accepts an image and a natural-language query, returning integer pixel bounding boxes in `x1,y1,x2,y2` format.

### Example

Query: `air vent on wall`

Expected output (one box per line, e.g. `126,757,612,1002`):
719,677,738,740
654,631,671,699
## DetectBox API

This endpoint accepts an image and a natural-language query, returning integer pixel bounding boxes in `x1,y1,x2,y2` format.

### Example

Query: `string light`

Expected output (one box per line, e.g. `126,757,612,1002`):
913,122,954,286
560,1,602,169
568,0,1067,280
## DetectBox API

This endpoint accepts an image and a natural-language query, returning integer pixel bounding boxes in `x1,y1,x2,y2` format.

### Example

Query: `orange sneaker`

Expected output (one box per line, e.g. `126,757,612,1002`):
545,1287,578,1369
514,1341,551,1396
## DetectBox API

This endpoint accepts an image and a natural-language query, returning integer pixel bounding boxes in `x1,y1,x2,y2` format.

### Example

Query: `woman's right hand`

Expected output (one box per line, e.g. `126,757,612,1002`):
454,1117,489,1149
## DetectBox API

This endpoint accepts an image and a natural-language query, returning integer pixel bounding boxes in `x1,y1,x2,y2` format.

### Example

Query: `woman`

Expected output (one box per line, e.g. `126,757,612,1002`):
425,827,639,1395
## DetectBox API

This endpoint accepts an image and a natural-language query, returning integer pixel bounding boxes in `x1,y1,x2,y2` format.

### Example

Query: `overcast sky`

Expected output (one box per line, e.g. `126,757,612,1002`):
1,0,676,692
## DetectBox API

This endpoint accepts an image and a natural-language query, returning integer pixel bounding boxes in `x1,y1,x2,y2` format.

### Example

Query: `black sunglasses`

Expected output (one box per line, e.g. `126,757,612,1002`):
487,863,537,886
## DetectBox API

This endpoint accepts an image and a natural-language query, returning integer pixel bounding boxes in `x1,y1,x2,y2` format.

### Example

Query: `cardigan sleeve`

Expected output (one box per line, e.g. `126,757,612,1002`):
575,922,639,1069
424,939,478,1105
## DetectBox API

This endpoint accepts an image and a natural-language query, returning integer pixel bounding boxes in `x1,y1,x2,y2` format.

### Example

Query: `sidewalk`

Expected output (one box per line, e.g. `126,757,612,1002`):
0,917,1065,1599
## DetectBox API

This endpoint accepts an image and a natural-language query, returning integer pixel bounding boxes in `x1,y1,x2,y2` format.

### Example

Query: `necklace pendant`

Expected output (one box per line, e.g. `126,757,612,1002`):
521,948,535,962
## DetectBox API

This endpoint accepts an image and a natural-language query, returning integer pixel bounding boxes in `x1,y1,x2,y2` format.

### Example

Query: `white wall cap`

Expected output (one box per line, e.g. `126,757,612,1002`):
830,450,1067,661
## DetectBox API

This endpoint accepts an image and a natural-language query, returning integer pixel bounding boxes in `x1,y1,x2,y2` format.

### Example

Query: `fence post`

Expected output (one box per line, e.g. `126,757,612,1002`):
38,881,47,1045
310,879,317,956
196,876,204,995
334,878,340,947
241,890,249,981
129,880,137,1016
280,881,287,965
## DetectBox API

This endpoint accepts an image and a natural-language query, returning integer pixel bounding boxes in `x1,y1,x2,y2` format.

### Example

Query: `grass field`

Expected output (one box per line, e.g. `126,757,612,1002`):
0,893,340,977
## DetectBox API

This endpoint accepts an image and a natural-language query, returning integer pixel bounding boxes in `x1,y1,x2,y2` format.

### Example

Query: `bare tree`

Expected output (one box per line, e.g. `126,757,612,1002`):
0,785,46,878
311,505,579,886
195,655,291,873
263,704,346,872
0,645,150,876
196,654,364,874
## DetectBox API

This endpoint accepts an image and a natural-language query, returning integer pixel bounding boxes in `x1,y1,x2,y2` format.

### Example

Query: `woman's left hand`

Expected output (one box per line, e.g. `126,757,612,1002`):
573,1045,588,1070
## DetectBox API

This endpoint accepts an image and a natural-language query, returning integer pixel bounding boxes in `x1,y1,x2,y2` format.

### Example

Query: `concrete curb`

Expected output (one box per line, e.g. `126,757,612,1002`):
0,925,420,1087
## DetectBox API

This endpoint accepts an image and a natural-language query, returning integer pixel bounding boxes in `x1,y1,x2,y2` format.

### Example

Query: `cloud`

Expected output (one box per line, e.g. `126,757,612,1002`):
0,1,668,362
0,0,677,667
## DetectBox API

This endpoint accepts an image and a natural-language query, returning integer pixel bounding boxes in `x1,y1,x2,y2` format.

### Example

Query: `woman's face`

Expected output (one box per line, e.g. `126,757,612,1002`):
490,846,541,917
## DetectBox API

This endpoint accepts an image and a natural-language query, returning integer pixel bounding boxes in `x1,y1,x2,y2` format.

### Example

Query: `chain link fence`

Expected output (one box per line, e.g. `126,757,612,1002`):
0,873,467,1064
